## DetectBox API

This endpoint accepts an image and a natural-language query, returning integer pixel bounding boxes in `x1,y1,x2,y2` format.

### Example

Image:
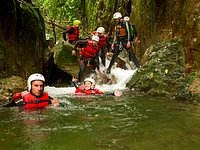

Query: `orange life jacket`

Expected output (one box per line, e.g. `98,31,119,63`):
80,40,99,58
13,92,49,109
115,21,127,37
68,26,79,41
92,31,107,48
75,85,104,95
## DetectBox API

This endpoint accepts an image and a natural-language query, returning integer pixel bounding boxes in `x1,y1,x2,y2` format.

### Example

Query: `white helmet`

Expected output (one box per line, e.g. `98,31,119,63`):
84,78,95,89
113,12,122,19
92,35,99,42
27,73,45,92
96,27,105,36
124,16,130,21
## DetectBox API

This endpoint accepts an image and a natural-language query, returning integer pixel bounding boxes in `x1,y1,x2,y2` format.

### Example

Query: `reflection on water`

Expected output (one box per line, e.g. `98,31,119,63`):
1,94,200,150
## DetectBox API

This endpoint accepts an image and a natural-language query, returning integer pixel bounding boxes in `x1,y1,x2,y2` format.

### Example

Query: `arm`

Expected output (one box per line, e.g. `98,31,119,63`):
106,34,111,52
62,28,74,41
48,96,60,106
111,25,117,50
106,89,122,96
72,40,88,56
125,21,131,42
74,40,88,50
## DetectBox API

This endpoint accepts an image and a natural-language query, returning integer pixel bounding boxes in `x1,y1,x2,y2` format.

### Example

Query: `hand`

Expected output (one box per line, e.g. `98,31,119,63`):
72,77,78,83
134,37,139,45
107,52,113,56
114,89,122,97
51,99,60,106
72,50,76,56
127,41,131,48
111,44,114,50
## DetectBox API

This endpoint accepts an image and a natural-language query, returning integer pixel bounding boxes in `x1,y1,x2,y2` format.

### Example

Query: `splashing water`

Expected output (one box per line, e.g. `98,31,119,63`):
45,66,137,98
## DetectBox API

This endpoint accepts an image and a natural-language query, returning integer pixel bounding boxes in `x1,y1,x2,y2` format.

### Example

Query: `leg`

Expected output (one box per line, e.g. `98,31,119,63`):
99,48,106,67
128,48,140,68
78,61,86,82
107,44,120,73
91,56,101,74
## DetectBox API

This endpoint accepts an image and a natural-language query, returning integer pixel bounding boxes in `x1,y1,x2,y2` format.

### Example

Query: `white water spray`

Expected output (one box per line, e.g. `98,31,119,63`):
45,68,136,98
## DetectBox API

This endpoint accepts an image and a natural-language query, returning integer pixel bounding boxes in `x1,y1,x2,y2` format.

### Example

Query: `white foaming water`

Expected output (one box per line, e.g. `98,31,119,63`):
45,66,137,98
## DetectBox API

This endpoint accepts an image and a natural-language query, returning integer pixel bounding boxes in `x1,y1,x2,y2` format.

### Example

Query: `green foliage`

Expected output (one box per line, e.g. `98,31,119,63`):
32,0,83,40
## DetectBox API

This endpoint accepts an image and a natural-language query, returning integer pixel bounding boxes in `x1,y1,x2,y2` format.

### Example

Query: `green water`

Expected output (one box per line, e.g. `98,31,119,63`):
1,94,200,150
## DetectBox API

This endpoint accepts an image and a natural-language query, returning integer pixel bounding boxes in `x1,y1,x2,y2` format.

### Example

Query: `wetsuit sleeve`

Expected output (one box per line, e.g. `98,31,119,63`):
74,40,88,50
125,21,131,41
48,96,53,104
72,81,79,89
112,25,117,44
63,28,74,41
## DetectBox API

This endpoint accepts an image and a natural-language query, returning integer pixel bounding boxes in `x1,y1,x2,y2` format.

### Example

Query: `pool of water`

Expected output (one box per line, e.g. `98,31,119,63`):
0,93,200,150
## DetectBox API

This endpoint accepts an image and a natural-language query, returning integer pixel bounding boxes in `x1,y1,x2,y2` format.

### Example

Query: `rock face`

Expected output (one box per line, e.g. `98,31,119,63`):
131,0,200,72
0,76,26,102
0,0,46,79
127,37,198,100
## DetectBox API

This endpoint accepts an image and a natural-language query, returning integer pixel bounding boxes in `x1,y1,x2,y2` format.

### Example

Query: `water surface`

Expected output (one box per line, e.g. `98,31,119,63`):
1,93,200,150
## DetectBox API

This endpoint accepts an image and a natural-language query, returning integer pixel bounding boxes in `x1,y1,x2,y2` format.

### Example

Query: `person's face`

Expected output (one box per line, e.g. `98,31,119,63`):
84,81,92,90
97,32,103,37
31,80,44,97
115,18,120,23
92,40,98,46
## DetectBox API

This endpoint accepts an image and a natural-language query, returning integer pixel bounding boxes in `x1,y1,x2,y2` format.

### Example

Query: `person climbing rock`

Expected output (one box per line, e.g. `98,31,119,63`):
62,20,81,45
73,35,101,82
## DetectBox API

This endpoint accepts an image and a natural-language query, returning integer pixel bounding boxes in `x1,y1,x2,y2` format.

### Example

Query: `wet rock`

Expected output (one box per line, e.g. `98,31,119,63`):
0,76,26,102
127,37,197,100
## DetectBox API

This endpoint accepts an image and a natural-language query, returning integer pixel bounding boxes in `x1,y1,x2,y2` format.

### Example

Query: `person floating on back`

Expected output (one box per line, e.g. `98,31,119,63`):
72,77,122,96
62,20,81,45
106,12,140,74
5,73,60,109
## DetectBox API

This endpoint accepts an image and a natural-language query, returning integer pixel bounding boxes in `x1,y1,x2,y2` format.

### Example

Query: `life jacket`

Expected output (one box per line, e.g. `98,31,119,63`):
13,91,49,109
115,21,127,37
68,26,79,41
80,40,99,58
92,31,107,48
75,85,104,95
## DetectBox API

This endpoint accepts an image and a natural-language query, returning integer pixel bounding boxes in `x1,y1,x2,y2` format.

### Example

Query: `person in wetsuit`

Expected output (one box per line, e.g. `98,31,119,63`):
92,27,110,67
62,20,81,45
106,12,140,74
73,35,101,82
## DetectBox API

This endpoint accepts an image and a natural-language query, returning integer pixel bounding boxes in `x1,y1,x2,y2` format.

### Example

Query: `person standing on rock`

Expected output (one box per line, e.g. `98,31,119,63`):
62,20,81,45
92,27,110,67
106,12,140,74
123,16,140,68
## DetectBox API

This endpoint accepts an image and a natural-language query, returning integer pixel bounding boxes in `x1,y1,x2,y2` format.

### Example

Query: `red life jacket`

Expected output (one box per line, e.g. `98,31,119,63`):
68,26,79,41
93,31,107,48
13,92,49,109
75,85,104,95
80,40,99,58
